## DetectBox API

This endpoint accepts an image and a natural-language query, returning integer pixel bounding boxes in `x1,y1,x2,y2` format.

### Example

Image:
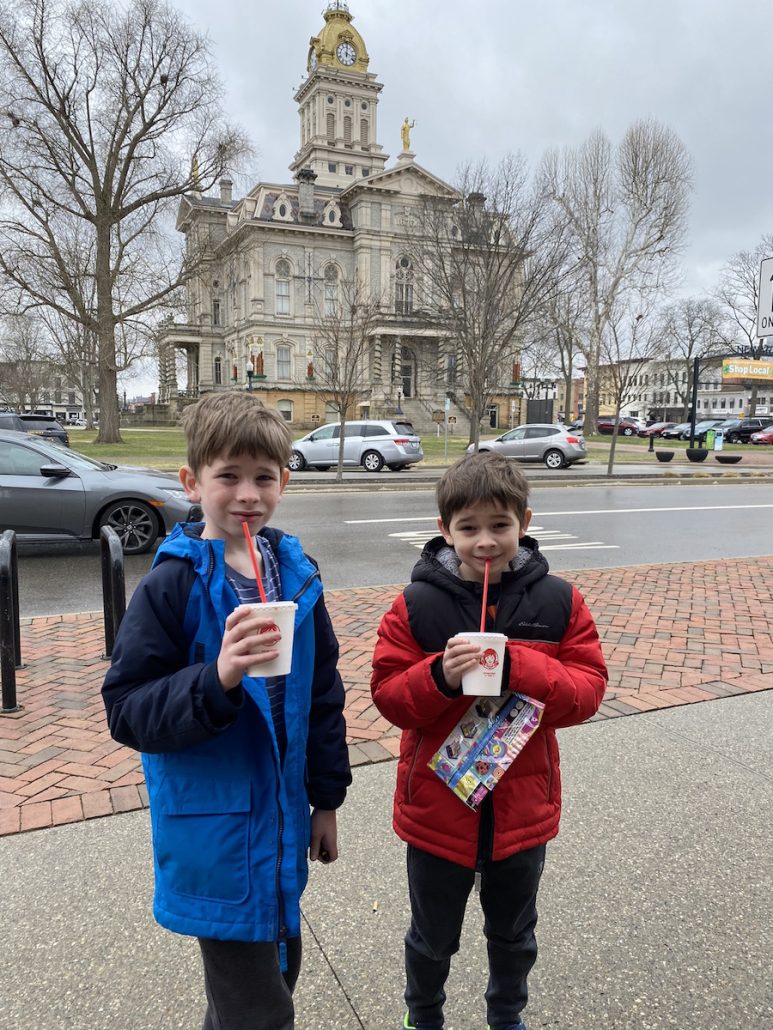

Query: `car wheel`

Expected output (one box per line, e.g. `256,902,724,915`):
622,426,635,436
362,450,385,472
543,448,566,469
727,433,740,443
99,500,159,555
387,463,406,471
287,450,306,472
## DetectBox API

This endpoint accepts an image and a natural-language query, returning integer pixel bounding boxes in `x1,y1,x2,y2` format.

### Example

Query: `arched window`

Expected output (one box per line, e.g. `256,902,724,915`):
213,355,222,385
326,112,335,142
275,259,291,315
395,255,414,315
277,400,293,422
360,118,369,145
324,265,339,317
276,344,292,379
343,115,352,145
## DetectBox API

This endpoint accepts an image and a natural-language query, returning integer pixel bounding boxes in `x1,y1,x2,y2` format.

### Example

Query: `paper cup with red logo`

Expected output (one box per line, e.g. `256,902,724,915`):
452,632,508,696
241,601,297,677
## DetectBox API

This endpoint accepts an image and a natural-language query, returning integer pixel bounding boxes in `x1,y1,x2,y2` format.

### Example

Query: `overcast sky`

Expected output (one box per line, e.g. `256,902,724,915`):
129,0,773,393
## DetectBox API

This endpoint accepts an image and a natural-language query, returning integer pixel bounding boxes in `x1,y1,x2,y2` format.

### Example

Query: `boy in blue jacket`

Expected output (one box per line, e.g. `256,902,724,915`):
102,391,351,1030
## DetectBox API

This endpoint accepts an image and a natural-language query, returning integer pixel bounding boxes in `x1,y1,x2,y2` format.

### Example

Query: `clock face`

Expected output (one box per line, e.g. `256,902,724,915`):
336,41,356,66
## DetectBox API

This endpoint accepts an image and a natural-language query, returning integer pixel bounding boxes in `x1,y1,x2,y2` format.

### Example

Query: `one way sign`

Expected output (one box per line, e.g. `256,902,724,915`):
757,257,773,337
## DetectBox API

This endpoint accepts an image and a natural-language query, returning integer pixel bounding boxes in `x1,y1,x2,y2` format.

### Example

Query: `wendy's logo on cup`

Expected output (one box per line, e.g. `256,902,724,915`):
479,648,499,671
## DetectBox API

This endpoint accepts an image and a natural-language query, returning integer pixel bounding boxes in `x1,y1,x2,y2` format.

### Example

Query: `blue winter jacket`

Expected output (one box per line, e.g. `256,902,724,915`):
102,523,351,942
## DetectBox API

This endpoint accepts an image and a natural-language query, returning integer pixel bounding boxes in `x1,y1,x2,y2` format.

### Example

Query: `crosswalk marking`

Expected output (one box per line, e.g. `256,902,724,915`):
387,524,619,552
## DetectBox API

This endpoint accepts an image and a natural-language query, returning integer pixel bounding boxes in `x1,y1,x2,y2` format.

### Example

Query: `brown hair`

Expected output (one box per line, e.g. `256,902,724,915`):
180,392,292,472
436,451,530,526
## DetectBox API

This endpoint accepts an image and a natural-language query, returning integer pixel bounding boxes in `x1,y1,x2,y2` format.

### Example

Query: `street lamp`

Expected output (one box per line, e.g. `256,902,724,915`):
246,358,254,392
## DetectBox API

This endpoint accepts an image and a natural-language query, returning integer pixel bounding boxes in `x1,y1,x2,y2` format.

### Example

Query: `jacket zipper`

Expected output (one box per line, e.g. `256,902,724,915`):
291,567,320,604
544,734,552,799
406,733,423,804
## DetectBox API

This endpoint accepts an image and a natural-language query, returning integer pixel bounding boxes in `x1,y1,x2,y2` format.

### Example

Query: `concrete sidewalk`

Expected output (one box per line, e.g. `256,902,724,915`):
2,558,773,833
1,692,770,1029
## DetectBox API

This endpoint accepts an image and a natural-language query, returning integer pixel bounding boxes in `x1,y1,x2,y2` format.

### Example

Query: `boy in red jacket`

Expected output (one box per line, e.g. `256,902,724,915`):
371,452,607,1030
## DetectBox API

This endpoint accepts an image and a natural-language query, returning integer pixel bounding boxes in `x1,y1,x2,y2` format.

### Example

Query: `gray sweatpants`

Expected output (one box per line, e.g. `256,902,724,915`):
198,936,302,1030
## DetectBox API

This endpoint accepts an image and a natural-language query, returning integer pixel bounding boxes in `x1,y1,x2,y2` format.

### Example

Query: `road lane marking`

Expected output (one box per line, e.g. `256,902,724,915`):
347,502,773,524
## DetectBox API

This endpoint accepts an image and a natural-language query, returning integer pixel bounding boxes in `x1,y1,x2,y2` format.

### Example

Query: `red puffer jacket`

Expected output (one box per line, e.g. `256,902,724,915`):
371,537,607,868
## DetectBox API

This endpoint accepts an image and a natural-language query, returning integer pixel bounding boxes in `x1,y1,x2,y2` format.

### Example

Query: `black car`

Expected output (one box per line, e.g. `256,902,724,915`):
0,411,70,446
720,417,773,444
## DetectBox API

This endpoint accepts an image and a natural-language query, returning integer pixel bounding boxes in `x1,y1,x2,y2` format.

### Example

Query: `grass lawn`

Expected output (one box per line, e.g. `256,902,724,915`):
64,424,746,471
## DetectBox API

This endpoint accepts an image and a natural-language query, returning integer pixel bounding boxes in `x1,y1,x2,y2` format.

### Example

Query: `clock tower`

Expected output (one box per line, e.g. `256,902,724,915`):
290,1,387,188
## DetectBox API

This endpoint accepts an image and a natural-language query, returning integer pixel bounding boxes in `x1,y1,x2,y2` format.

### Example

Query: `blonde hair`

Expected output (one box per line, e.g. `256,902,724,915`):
436,451,530,526
180,392,292,472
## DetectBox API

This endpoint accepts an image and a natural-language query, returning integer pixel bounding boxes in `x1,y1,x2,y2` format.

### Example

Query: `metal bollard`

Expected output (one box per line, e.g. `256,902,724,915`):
0,529,22,713
100,526,126,659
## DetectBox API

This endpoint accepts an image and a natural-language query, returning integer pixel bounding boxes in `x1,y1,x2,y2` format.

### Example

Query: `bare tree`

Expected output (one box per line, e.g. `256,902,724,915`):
543,120,692,434
0,312,55,409
715,232,773,415
0,0,250,442
405,156,570,448
305,275,384,481
599,297,662,474
656,297,727,419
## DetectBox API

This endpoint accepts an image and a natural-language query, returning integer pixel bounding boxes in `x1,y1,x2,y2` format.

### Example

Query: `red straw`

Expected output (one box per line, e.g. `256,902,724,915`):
480,559,490,632
242,521,267,603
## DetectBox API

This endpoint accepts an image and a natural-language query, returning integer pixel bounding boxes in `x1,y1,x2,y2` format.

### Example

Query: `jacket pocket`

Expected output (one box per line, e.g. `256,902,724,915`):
153,784,251,905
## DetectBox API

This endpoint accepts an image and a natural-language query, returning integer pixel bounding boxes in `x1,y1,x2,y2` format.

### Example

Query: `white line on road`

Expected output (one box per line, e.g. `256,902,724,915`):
346,503,773,525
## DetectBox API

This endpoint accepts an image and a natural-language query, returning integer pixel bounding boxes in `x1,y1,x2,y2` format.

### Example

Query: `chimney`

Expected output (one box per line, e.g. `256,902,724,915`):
297,167,318,223
219,178,233,205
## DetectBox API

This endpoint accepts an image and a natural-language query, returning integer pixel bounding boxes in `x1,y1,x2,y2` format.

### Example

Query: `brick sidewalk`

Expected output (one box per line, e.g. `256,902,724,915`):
1,558,772,837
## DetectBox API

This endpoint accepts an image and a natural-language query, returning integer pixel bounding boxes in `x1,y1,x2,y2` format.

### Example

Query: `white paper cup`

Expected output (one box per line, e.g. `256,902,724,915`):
242,601,297,677
452,632,508,695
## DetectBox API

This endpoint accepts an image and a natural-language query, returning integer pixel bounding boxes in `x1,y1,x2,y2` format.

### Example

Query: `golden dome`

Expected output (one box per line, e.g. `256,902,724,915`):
307,2,369,74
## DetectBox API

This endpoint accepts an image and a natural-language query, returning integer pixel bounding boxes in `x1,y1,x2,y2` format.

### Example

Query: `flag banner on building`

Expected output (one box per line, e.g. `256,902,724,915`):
721,359,773,381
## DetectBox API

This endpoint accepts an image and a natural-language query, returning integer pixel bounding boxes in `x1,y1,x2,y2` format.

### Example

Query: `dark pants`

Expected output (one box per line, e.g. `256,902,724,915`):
405,843,546,1030
198,936,302,1030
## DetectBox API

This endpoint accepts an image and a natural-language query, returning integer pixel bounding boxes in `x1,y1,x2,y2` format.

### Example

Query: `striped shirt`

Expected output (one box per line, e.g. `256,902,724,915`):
226,534,287,760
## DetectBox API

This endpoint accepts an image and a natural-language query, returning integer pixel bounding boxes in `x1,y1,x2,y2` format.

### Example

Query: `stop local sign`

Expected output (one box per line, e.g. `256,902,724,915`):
757,257,773,336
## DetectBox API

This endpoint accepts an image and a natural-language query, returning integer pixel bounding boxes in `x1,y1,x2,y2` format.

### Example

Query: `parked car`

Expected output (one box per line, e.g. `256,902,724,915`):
466,423,586,469
638,421,677,438
672,418,733,442
596,416,640,436
565,417,584,432
660,422,694,440
719,417,773,443
750,424,773,444
0,430,201,554
0,411,70,446
288,419,423,472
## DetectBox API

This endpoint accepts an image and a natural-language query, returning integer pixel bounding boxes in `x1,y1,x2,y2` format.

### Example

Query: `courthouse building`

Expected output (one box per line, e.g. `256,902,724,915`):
158,1,523,433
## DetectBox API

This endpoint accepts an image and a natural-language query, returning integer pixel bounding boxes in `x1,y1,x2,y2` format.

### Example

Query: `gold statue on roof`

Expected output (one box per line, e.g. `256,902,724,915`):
401,117,416,152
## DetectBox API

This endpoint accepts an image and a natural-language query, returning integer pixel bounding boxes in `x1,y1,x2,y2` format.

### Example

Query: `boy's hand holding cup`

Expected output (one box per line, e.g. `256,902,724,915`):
443,633,508,695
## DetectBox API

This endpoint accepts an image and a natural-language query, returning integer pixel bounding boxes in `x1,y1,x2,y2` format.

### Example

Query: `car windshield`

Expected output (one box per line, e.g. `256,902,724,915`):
20,436,113,471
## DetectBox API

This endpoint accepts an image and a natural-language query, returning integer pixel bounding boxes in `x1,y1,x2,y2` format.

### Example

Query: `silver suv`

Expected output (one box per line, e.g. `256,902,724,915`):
288,419,424,472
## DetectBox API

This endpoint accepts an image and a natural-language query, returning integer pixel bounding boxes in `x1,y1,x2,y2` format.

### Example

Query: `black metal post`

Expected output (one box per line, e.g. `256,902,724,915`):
648,433,654,453
688,355,700,447
0,530,21,713
100,526,126,659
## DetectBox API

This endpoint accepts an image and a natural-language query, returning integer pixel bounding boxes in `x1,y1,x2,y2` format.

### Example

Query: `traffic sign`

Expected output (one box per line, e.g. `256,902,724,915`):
756,257,773,336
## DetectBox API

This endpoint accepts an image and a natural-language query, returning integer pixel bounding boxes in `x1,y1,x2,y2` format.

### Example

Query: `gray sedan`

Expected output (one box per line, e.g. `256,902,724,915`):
0,430,200,554
466,424,587,469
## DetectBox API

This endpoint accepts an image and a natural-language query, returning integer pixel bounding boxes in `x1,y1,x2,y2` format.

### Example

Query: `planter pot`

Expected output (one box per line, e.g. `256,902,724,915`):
686,447,709,462
655,450,674,462
714,453,742,464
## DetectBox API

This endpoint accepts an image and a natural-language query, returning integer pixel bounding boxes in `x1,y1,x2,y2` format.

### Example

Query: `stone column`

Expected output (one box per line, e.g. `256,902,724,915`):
373,334,382,385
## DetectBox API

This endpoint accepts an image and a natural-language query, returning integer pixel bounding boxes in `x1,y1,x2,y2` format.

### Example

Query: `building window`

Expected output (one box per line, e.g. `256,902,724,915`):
277,400,293,422
328,162,337,173
344,164,353,175
360,118,369,145
324,265,339,317
212,299,221,326
395,255,414,315
214,356,222,385
327,112,335,141
344,116,352,145
361,168,369,176
276,344,292,379
275,259,291,315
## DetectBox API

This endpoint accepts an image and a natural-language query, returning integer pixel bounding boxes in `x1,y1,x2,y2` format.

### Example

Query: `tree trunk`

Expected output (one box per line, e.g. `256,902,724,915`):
94,225,122,444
